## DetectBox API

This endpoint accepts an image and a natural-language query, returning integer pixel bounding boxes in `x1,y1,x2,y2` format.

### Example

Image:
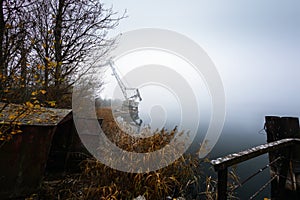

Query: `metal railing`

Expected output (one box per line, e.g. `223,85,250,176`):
211,138,300,200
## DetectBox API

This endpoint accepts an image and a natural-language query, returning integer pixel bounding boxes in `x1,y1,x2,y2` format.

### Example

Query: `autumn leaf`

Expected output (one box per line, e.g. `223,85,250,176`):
26,101,34,108
31,91,38,96
8,114,16,120
47,101,56,107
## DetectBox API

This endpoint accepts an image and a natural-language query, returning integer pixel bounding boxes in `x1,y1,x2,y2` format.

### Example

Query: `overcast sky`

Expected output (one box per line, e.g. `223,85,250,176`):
101,0,300,127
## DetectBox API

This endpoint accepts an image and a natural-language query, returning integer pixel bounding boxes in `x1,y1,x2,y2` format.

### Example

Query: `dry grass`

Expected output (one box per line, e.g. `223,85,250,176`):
37,107,238,199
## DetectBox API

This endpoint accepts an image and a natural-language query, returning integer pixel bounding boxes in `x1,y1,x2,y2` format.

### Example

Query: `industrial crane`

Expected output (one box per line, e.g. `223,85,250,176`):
108,61,142,126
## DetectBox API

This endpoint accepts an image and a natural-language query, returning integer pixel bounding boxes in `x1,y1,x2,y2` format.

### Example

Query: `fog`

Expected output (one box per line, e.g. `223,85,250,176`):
101,0,300,128
98,1,299,197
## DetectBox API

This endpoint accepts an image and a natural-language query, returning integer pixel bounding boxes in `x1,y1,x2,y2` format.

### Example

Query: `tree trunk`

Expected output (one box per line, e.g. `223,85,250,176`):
0,0,5,91
54,0,64,87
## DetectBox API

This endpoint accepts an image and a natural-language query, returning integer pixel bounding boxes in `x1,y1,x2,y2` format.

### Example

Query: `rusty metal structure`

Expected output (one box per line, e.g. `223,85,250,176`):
0,102,72,198
0,102,93,199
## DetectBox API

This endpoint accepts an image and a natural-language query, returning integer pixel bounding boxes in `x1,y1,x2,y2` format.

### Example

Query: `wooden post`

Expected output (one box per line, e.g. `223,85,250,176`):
265,116,281,198
217,168,228,200
278,147,292,199
265,116,300,199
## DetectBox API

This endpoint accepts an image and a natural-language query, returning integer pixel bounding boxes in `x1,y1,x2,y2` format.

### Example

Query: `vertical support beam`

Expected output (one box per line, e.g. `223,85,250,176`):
217,168,228,200
278,147,292,199
265,116,281,198
265,116,300,199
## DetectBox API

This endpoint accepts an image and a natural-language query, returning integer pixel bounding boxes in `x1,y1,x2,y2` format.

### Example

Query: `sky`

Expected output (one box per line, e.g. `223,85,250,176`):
101,0,300,130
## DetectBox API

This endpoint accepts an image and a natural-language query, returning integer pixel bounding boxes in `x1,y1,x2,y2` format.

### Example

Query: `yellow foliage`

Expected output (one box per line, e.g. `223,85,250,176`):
47,101,56,107
8,114,16,120
26,101,34,108
40,90,47,94
31,91,38,96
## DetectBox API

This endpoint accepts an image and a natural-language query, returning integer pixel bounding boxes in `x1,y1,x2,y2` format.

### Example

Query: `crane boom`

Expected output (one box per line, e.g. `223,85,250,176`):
108,61,142,126
109,61,128,99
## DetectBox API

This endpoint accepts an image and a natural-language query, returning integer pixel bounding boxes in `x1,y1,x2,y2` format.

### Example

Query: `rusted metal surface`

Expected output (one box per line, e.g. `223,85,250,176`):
46,117,104,173
211,138,300,171
0,103,72,199
0,126,56,198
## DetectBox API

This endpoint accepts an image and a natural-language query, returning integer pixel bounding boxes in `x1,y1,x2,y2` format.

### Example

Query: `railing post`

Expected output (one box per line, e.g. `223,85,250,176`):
265,116,300,199
265,116,281,198
278,146,292,199
217,167,228,200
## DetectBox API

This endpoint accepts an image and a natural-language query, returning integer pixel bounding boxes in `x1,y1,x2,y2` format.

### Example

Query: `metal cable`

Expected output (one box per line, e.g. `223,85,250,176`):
231,157,282,191
249,175,278,200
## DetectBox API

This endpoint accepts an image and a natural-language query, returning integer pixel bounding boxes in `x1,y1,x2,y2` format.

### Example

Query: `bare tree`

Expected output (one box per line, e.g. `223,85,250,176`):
0,0,123,108
0,0,34,102
29,0,123,107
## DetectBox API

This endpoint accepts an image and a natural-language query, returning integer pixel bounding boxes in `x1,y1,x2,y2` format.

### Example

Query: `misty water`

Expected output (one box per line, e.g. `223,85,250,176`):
206,122,271,199
136,107,271,198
